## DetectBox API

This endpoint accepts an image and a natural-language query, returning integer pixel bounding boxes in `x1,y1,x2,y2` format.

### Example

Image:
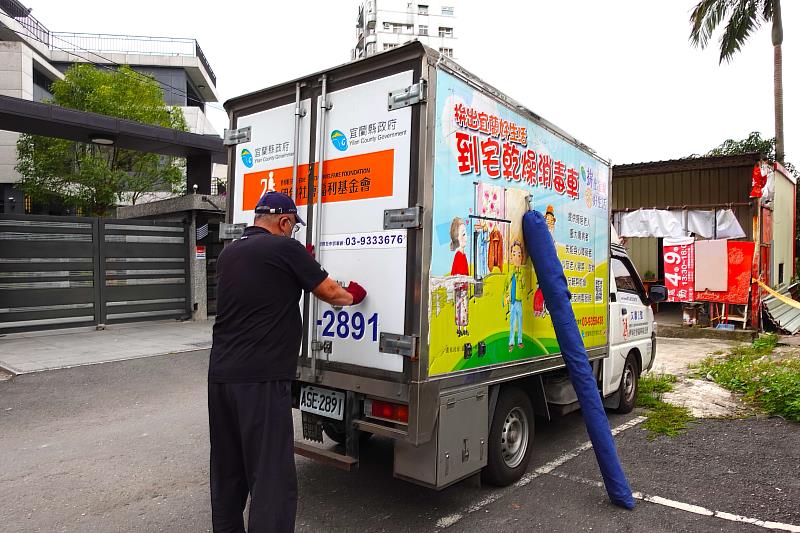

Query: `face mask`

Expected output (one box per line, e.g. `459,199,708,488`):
281,217,299,238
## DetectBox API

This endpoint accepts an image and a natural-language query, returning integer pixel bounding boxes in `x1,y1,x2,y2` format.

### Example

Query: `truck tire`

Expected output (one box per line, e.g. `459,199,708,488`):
614,353,639,414
482,386,534,486
322,421,371,446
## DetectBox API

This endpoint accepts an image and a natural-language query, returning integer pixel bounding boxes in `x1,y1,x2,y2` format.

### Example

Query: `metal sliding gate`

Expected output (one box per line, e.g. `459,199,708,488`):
0,215,191,335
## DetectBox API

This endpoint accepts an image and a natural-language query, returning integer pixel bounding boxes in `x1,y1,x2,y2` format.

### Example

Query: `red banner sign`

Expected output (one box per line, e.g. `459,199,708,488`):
664,238,695,302
695,241,755,304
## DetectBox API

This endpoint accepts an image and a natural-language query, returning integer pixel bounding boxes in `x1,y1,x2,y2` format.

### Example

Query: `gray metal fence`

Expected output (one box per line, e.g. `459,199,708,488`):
0,215,190,334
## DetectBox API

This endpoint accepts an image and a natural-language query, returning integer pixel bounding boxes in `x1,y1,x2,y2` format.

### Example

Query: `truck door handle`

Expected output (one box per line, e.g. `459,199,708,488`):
621,308,628,315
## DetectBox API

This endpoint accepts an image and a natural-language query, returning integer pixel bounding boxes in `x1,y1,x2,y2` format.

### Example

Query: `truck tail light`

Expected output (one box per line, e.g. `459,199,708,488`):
366,399,409,423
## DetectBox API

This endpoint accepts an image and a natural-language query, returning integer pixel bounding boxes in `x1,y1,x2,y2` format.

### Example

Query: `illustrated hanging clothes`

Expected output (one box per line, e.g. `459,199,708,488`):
476,227,489,278
487,227,504,273
451,250,469,329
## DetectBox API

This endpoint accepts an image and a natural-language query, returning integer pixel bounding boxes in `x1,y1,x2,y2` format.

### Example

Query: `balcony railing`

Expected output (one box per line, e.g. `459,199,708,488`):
0,1,216,87
50,32,216,87
0,0,50,45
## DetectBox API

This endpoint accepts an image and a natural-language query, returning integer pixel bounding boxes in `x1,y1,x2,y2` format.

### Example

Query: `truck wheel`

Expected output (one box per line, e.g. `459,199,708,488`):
322,421,371,446
482,386,534,486
614,353,639,414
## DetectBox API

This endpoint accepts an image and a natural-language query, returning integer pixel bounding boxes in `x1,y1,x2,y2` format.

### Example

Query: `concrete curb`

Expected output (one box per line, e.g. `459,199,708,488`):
0,346,211,376
658,324,757,342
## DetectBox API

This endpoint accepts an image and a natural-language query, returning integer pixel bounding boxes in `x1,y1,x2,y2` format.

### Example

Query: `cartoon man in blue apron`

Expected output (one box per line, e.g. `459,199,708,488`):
505,240,525,351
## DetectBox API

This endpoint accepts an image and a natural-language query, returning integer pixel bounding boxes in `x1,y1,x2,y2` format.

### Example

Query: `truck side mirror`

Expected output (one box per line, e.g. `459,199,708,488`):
649,284,667,304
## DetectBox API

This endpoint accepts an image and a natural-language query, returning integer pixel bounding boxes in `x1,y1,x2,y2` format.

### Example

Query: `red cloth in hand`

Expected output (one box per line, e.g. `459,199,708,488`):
345,282,366,305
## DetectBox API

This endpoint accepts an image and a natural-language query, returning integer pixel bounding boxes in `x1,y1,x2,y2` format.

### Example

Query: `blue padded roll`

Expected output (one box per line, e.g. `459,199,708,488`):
522,210,635,509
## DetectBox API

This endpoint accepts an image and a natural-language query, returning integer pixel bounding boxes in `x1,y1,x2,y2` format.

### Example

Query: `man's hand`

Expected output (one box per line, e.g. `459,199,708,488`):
344,281,366,305
312,278,366,307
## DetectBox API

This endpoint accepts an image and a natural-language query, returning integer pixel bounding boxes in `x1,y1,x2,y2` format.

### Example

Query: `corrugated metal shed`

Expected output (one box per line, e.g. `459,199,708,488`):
763,284,800,334
611,153,760,276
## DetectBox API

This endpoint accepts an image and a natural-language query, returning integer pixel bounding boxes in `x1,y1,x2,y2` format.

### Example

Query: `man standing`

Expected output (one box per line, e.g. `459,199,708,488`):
208,192,366,533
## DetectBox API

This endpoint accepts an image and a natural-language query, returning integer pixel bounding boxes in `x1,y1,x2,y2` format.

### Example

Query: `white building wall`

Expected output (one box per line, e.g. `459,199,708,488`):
181,106,219,136
353,0,458,60
0,41,34,184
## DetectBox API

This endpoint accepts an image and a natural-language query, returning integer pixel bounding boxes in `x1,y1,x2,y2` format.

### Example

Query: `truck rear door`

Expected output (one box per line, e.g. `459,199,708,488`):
306,71,416,374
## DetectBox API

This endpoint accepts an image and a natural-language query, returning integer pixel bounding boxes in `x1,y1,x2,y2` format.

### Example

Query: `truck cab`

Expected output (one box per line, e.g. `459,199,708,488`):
603,244,663,412
541,244,663,416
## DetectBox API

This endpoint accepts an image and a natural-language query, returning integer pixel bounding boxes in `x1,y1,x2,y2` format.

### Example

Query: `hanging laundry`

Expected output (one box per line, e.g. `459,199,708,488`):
619,209,685,238
715,210,746,239
687,210,715,238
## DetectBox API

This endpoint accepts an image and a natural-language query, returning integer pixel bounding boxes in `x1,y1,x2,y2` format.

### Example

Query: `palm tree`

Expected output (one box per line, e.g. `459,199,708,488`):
689,0,784,163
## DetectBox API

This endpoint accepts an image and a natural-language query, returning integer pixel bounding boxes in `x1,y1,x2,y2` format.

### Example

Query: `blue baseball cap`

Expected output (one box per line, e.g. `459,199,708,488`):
254,191,305,226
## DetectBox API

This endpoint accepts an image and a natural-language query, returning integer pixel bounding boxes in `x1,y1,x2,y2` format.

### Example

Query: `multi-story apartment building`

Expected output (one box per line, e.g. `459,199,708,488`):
352,0,457,61
0,0,220,214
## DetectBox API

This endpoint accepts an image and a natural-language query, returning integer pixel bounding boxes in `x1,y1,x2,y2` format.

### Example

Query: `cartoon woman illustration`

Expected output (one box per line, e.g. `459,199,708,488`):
450,217,470,337
505,240,525,351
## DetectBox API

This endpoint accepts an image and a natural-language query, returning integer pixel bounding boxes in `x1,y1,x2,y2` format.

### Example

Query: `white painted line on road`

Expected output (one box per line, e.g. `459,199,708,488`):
515,415,647,486
435,416,646,530
609,416,649,436
435,513,463,529
637,495,800,533
547,470,800,533
435,492,504,529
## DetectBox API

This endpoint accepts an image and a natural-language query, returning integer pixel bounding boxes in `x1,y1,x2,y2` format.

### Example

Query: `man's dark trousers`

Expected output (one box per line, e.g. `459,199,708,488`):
209,380,297,533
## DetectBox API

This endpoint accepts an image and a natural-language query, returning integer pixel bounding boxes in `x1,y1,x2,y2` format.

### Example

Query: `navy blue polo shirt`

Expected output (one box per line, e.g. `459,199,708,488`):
209,226,328,383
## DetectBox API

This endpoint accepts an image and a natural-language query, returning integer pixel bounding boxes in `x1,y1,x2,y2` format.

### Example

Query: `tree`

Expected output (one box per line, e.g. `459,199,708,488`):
703,131,797,178
15,64,188,216
689,0,785,163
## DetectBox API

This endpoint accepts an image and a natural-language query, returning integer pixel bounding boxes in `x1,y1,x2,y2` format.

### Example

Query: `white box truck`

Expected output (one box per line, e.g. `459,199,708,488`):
223,42,665,488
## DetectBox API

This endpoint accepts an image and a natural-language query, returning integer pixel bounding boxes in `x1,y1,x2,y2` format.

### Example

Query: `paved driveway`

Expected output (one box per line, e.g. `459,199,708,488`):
1,348,798,532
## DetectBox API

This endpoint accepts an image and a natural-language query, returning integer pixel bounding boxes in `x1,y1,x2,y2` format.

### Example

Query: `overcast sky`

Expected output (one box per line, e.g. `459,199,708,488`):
34,0,797,166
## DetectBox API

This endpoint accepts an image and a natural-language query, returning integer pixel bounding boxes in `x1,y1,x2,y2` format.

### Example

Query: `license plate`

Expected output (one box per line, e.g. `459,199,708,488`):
299,385,345,421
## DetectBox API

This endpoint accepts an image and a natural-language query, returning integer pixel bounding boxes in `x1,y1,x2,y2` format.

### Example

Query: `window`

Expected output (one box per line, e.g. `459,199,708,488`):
418,4,428,15
384,43,399,50
442,6,454,15
779,263,785,285
418,24,428,36
384,22,411,33
438,26,453,38
439,47,453,57
612,258,640,295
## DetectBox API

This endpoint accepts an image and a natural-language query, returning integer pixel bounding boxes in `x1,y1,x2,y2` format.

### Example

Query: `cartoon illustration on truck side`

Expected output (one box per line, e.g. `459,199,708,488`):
449,216,470,337
505,240,526,351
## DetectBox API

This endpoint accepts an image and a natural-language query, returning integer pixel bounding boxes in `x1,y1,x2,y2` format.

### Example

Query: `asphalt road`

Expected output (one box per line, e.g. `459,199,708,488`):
1,351,798,533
